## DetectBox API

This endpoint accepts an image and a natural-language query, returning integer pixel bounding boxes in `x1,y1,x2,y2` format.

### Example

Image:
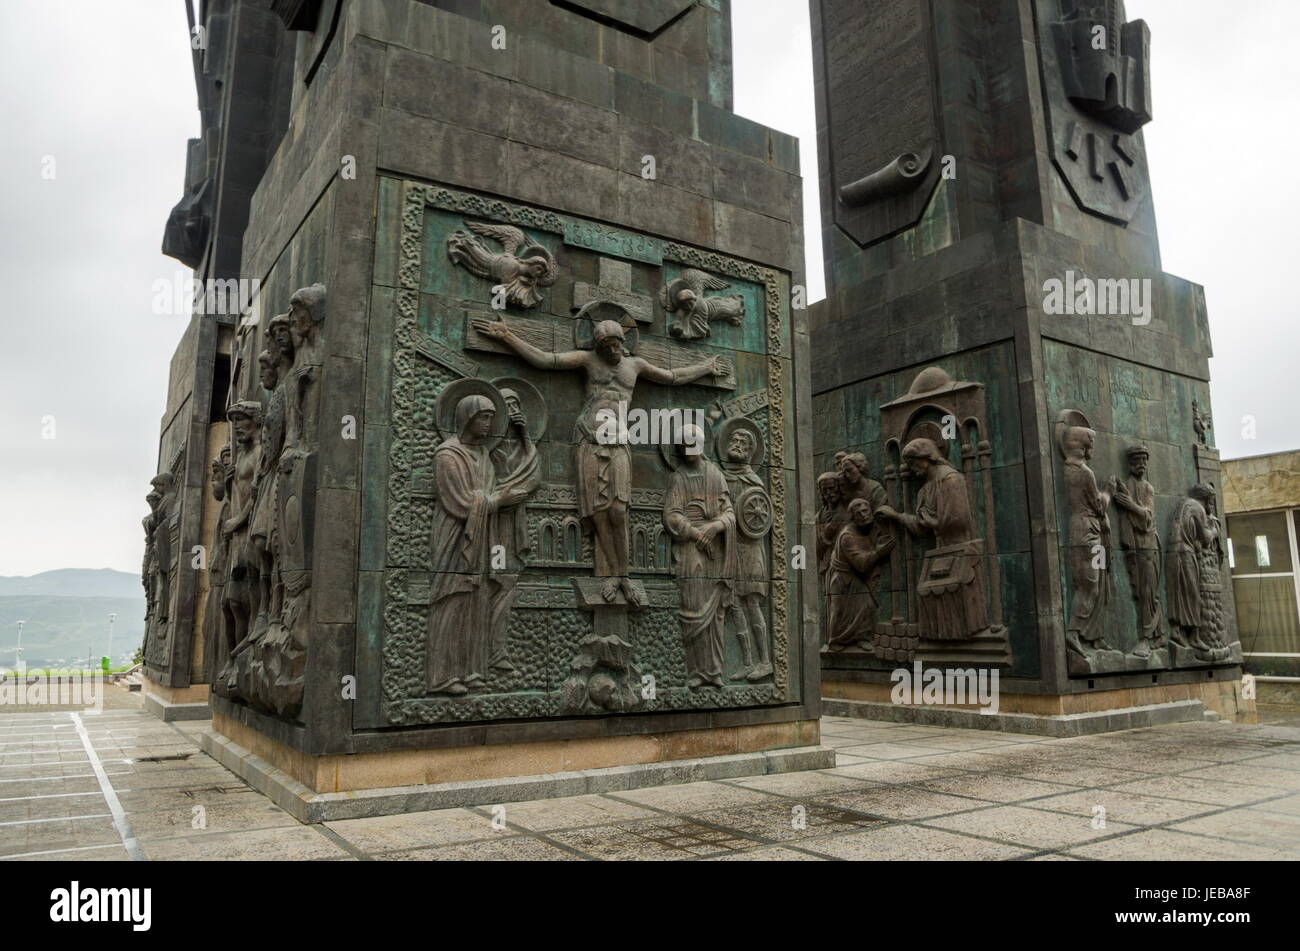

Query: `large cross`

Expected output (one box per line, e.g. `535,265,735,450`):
572,257,655,325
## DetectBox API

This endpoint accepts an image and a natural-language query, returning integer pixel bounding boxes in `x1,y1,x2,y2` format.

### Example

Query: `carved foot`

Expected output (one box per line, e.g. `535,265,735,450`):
1132,641,1152,659
621,577,647,608
431,680,469,696
687,675,704,690
745,662,773,682
600,576,621,602
491,658,516,672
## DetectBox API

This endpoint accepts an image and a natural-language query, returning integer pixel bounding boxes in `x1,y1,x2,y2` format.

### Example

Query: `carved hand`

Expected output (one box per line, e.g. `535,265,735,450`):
497,485,529,507
473,316,511,341
709,355,732,379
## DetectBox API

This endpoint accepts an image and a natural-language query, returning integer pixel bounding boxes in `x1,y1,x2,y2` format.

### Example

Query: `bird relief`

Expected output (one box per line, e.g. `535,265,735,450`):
447,220,559,309
659,268,745,340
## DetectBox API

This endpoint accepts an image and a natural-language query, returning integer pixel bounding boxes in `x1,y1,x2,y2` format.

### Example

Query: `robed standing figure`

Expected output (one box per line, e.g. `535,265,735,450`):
427,394,533,695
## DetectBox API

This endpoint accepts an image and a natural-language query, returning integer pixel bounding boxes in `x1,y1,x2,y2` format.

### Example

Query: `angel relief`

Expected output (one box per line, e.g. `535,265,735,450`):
660,268,746,340
447,220,559,308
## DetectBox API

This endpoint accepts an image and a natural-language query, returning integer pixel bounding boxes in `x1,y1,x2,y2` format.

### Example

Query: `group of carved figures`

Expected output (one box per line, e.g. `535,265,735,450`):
815,442,994,652
660,418,774,688
203,283,326,718
429,220,769,698
1058,412,1233,664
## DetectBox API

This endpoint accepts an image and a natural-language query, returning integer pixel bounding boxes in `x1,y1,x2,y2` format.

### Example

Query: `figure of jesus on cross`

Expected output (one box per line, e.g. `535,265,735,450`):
473,312,730,605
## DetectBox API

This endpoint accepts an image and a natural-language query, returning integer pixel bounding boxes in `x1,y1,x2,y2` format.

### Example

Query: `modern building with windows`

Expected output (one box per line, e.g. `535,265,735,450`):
1223,450,1300,679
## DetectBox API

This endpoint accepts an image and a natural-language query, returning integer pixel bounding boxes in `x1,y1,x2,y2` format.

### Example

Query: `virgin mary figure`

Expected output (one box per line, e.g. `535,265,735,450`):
427,393,529,695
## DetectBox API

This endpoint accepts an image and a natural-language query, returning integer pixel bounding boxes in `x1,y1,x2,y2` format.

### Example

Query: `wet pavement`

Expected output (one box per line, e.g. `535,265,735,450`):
2,692,1298,861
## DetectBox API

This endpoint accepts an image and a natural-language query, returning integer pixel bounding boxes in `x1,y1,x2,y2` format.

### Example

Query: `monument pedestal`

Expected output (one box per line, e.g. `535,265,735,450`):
201,708,831,823
171,0,823,817
822,676,1258,737
810,0,1247,731
141,676,211,722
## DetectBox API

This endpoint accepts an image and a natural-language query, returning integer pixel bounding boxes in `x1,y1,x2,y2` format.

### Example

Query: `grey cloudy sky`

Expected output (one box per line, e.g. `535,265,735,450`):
0,0,1295,578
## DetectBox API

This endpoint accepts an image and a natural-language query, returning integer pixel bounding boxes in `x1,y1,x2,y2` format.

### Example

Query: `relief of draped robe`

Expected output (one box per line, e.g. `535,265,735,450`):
895,464,989,640
825,520,895,650
663,462,736,687
487,416,540,670
427,398,502,694
1064,459,1114,647
1115,474,1162,644
1167,494,1223,651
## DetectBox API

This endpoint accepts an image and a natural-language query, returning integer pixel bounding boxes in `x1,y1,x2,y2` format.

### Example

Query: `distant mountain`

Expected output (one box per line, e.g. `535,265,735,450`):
0,570,146,667
0,568,143,599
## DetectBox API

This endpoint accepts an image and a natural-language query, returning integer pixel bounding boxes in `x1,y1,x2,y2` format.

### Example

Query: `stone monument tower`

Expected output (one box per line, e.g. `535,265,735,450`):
145,0,298,720
809,0,1253,726
154,0,828,818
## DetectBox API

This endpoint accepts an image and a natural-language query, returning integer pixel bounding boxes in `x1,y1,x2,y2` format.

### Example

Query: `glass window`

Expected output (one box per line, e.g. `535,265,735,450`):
1233,575,1300,654
1228,512,1293,574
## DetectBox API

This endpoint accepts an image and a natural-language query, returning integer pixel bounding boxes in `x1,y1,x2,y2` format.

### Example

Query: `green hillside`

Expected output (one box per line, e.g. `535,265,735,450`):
0,590,145,669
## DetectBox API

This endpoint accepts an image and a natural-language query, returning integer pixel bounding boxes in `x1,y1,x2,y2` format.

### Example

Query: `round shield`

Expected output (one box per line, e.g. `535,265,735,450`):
491,376,548,442
714,415,766,468
435,378,508,449
736,484,773,539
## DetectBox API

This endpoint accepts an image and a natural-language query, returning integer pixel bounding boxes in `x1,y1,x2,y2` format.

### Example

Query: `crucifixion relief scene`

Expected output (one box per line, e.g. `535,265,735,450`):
4,0,1296,876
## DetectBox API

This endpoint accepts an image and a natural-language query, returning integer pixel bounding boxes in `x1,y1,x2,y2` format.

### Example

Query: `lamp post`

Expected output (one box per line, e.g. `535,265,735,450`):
107,613,116,670
15,620,23,668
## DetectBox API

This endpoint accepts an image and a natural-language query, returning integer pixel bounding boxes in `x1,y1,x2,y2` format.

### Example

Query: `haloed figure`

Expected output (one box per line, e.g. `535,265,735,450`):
486,386,541,672
663,425,736,689
475,313,727,605
720,426,773,682
426,396,530,695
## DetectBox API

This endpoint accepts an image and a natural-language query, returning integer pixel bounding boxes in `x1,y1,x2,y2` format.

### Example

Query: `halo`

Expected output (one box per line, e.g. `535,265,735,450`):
714,415,766,467
662,277,692,312
435,378,508,449
573,301,639,354
491,376,548,442
659,417,710,470
1053,409,1093,459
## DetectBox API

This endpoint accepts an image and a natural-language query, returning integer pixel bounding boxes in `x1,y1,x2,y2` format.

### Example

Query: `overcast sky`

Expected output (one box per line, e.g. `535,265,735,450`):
0,0,1295,578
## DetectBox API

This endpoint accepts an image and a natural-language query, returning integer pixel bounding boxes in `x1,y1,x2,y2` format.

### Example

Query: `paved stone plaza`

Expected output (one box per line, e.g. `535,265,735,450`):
2,691,1298,861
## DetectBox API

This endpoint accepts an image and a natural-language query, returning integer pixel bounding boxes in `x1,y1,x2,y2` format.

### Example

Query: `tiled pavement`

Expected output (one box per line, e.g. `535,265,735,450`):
2,700,1299,861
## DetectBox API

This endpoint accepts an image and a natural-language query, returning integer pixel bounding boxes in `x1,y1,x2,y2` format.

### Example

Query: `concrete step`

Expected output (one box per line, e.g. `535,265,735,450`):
821,697,1210,737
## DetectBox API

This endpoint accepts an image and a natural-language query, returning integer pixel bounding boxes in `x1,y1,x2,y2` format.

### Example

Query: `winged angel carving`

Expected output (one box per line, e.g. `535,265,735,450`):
447,221,559,309
659,269,746,340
